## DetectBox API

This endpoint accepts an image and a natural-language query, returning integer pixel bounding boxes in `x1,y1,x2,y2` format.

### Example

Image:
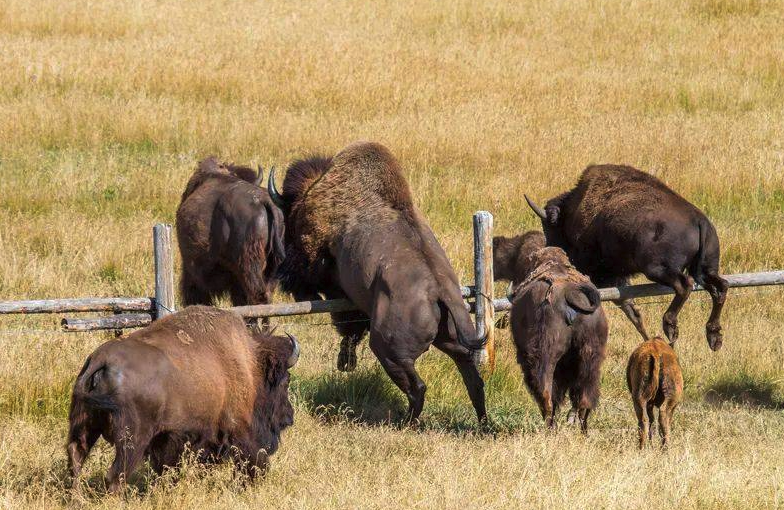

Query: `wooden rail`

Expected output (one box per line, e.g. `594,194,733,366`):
492,270,784,312
0,297,153,314
62,313,153,332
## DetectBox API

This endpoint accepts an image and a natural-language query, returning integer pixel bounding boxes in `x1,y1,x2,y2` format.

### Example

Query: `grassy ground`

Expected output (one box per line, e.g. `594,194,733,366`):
2,0,784,508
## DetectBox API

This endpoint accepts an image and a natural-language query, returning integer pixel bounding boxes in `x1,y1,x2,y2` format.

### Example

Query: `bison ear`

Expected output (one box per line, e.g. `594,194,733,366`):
545,205,561,226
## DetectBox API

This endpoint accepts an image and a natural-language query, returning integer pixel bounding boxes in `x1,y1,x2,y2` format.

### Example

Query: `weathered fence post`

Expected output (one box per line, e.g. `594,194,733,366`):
472,211,495,371
153,224,175,319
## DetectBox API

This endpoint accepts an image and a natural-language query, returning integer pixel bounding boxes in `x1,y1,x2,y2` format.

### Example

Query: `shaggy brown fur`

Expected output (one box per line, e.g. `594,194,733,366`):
526,164,728,351
509,247,608,432
176,157,285,313
493,231,546,285
273,141,486,423
626,337,683,448
66,306,298,492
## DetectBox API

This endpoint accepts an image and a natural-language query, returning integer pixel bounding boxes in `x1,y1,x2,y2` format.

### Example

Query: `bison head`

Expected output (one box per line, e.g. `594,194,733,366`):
524,195,569,250
252,331,300,457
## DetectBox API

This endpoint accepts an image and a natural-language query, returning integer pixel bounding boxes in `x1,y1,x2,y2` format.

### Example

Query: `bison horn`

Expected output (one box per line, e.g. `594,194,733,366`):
285,332,300,368
268,166,286,208
524,194,547,220
254,165,264,186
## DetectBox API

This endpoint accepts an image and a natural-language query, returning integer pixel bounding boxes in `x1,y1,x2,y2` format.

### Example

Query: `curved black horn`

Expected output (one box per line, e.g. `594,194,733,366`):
267,166,285,208
524,194,547,220
285,332,300,368
254,165,264,186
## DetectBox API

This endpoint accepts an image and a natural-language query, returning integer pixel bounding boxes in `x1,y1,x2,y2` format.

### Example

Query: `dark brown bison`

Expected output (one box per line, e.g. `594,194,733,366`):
67,306,298,492
509,246,607,432
267,141,486,423
176,157,285,315
626,336,683,448
493,230,546,286
525,164,728,350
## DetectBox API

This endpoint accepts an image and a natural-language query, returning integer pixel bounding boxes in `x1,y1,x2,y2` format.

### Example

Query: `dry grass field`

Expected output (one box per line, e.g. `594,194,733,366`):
2,0,784,508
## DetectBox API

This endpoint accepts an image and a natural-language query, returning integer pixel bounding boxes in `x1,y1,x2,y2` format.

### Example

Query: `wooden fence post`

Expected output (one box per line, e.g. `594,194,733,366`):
472,211,495,371
153,224,175,319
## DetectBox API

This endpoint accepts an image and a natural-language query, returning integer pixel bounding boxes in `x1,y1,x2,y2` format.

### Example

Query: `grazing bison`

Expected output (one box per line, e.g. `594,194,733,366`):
267,141,486,423
509,246,607,432
525,164,728,350
176,157,285,314
67,306,299,492
626,337,683,448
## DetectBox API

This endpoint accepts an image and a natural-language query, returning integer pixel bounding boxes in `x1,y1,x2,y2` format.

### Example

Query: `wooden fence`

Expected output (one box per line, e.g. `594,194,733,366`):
2,217,784,372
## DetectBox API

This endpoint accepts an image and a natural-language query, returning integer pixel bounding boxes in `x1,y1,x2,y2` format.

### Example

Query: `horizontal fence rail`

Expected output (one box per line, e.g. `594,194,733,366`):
0,297,154,314
61,313,153,332
493,270,784,312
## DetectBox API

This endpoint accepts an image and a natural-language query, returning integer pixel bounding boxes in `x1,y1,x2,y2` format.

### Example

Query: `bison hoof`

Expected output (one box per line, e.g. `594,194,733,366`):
495,314,510,329
707,325,723,351
337,341,358,372
663,322,679,345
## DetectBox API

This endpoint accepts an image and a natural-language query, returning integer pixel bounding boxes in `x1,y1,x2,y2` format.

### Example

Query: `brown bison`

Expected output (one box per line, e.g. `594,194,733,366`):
525,164,728,350
509,246,607,432
493,230,546,287
67,306,299,492
176,157,285,314
626,337,683,448
267,141,486,423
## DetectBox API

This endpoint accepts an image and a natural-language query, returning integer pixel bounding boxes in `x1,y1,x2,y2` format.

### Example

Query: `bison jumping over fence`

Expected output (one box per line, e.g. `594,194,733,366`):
525,164,728,351
267,141,487,423
67,306,299,492
176,157,285,316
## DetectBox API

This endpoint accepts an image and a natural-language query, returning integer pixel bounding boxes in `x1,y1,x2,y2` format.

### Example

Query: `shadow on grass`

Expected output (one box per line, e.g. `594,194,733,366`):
293,366,409,426
292,362,541,436
704,372,784,410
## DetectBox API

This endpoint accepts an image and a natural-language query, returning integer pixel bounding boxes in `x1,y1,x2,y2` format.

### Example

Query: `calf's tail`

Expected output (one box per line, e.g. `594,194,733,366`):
639,353,661,404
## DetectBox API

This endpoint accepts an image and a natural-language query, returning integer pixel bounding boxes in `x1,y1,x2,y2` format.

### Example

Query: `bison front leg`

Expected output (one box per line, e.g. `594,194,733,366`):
67,425,102,488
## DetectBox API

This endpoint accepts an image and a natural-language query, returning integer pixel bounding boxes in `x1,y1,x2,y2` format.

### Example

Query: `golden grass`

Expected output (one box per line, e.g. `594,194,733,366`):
1,0,784,508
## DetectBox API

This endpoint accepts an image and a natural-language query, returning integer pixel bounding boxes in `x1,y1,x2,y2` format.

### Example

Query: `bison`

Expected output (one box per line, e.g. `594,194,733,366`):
176,157,285,317
525,164,728,350
509,246,607,432
493,230,546,287
67,306,299,492
626,336,683,448
267,141,486,423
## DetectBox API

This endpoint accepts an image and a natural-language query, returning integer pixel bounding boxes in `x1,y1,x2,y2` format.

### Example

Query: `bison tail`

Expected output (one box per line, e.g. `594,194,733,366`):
689,218,720,287
565,282,601,315
640,354,661,404
442,298,486,351
73,361,120,412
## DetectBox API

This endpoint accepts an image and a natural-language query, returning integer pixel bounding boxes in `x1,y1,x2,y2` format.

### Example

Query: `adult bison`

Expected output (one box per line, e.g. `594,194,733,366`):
267,141,486,423
525,164,728,350
176,157,285,313
67,306,299,492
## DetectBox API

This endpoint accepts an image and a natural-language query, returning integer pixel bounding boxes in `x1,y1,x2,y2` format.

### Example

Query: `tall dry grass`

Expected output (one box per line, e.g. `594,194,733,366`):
1,0,784,508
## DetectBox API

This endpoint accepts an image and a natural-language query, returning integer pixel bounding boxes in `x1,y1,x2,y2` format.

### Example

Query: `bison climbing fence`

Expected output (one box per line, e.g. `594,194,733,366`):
1,215,784,373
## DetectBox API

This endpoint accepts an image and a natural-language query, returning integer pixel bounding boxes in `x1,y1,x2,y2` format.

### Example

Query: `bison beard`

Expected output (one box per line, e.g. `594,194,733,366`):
176,157,285,322
66,306,298,492
509,247,608,433
270,141,487,423
525,164,728,351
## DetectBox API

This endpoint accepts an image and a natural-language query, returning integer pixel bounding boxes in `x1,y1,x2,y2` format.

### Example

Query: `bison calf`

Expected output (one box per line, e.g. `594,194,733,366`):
509,247,608,432
626,337,683,448
493,230,546,287
67,306,298,492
